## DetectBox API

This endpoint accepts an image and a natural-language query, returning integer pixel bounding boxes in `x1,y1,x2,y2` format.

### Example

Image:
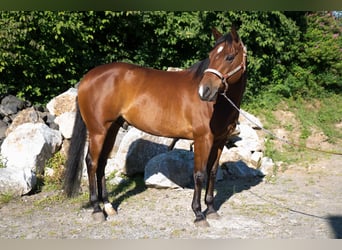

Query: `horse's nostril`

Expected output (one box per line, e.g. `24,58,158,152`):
203,86,211,98
198,85,211,100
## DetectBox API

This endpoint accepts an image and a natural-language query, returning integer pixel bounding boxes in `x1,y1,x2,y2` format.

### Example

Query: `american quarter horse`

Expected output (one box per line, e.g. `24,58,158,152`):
64,26,247,226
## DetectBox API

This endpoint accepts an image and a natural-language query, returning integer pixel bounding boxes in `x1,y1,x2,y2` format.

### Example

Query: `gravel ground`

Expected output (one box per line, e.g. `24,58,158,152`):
0,152,341,239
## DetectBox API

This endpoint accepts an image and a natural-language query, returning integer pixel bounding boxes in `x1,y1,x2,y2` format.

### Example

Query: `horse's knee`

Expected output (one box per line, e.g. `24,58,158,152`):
205,194,214,205
194,171,205,184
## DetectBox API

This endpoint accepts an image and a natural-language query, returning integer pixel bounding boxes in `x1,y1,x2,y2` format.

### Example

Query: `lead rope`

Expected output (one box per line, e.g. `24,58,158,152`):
221,92,342,156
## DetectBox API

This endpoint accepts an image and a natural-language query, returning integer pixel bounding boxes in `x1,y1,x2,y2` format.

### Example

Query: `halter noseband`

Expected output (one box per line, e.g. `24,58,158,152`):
204,43,247,92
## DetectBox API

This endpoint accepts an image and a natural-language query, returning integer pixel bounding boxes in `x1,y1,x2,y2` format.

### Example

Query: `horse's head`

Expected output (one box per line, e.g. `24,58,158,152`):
198,26,247,102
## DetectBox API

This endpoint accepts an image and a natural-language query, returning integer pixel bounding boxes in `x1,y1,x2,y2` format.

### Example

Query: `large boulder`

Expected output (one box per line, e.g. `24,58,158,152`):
46,88,77,116
54,111,76,139
0,168,36,196
220,146,252,165
230,124,264,152
0,123,62,175
144,149,194,189
239,109,263,129
109,127,174,176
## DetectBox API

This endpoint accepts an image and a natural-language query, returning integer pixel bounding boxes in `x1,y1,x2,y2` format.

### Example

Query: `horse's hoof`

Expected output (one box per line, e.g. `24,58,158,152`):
206,212,220,220
104,203,117,216
194,219,210,227
92,212,106,222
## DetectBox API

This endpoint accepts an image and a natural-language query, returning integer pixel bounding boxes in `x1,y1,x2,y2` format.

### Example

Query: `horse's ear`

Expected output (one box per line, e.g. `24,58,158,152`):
211,27,222,41
230,25,240,42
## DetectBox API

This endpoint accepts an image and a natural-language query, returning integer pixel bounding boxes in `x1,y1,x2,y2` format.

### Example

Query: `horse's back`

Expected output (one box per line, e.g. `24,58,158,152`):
80,62,192,90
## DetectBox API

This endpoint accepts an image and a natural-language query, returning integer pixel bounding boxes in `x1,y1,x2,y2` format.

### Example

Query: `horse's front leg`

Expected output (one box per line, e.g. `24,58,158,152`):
192,135,213,227
204,141,225,219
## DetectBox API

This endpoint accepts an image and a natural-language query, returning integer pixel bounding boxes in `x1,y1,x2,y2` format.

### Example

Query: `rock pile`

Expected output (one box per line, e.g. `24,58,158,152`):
0,95,61,195
0,88,275,196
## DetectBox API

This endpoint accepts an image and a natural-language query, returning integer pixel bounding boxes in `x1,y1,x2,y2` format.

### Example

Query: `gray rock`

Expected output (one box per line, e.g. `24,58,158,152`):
0,120,7,143
250,151,263,168
0,123,62,175
112,127,174,176
0,95,26,116
259,157,275,176
0,167,36,196
231,124,264,152
220,146,252,165
40,111,58,130
144,149,194,189
225,160,263,178
46,88,77,116
5,107,44,136
239,109,263,129
54,111,76,139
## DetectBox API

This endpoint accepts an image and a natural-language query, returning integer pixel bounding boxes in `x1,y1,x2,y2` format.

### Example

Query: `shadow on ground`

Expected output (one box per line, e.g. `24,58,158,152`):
328,216,342,239
107,166,263,217
109,174,147,211
213,175,263,211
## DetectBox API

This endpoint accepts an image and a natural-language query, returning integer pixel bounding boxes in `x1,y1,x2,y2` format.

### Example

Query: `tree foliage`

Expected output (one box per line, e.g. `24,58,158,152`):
0,11,340,104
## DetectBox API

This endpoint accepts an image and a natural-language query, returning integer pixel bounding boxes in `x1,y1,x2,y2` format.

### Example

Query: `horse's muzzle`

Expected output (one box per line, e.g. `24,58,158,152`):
198,84,218,102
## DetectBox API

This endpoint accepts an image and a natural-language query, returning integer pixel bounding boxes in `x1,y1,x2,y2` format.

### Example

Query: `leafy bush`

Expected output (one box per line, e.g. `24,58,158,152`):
268,12,341,99
0,11,340,104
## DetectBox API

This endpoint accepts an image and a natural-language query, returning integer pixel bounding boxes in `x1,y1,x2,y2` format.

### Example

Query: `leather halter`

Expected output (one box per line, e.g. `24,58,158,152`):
204,42,247,92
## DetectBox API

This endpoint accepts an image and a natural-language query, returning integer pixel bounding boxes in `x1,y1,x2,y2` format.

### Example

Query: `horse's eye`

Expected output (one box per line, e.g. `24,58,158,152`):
226,54,235,62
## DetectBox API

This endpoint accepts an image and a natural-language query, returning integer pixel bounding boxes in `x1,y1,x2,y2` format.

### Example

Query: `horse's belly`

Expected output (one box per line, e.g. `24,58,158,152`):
123,112,193,139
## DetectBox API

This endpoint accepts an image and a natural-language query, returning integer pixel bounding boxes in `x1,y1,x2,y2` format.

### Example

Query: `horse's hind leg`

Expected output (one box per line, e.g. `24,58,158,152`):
96,122,121,217
86,132,107,221
86,121,119,221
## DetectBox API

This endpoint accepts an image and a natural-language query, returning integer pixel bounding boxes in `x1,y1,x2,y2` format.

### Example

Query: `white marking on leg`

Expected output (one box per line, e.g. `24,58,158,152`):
104,203,116,216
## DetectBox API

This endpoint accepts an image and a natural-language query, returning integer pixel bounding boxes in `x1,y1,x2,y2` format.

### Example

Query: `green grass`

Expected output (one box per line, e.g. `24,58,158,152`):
0,192,15,206
245,92,342,165
298,95,342,142
33,193,65,208
287,94,342,142
36,152,66,193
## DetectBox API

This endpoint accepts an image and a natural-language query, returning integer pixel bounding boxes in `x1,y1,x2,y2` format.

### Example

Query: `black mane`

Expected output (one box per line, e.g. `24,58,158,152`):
188,33,235,79
188,58,210,79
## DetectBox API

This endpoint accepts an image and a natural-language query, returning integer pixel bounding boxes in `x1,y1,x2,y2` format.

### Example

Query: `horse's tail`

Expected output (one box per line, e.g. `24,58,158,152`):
63,99,87,197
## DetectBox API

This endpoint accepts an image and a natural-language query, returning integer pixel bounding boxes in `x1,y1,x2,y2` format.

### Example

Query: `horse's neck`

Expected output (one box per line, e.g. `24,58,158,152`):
217,77,246,127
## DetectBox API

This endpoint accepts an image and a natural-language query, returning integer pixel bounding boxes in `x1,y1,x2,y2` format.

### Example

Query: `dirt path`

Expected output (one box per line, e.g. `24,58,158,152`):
0,151,341,239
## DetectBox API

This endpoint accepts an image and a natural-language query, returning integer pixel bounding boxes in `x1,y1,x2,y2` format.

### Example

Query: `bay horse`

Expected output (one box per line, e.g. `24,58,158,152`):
64,26,247,226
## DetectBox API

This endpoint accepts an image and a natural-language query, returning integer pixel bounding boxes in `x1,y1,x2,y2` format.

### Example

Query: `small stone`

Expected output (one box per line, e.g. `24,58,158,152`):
251,151,263,167
259,157,275,176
